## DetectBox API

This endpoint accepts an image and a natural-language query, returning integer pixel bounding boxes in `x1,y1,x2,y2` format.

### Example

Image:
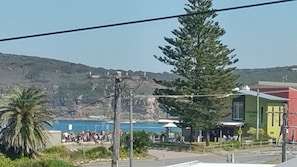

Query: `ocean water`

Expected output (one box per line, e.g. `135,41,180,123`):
52,120,181,134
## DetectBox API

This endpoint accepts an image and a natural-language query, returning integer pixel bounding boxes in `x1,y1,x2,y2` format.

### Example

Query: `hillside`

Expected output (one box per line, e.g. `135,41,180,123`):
1,52,297,120
236,67,297,85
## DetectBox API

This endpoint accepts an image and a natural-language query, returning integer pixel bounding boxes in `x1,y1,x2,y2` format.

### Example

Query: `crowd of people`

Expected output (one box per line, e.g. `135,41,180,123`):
62,131,113,144
61,130,182,145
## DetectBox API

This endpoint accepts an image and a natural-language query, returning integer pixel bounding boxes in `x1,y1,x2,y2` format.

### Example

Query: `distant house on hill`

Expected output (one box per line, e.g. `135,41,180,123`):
88,71,100,78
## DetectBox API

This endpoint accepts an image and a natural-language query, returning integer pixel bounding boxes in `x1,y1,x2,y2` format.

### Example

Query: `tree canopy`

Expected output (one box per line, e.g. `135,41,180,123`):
154,0,240,145
0,87,54,159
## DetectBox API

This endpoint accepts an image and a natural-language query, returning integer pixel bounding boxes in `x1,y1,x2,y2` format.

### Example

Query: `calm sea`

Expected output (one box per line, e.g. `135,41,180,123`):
52,120,181,134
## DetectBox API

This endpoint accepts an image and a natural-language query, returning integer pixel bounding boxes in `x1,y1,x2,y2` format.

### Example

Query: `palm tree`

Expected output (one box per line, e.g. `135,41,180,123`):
0,87,54,158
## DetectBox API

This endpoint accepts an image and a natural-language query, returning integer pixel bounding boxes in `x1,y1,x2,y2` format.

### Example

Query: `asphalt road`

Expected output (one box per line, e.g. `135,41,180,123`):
80,147,286,167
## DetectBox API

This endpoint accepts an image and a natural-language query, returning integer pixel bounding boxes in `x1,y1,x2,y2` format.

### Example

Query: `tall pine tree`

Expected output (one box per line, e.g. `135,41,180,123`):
154,0,240,146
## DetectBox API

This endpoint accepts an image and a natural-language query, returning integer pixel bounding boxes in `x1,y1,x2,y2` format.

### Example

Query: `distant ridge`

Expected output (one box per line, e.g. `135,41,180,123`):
1,52,297,119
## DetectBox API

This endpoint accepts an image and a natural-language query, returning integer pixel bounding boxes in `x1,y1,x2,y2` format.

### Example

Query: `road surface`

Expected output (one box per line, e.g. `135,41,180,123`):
80,147,286,167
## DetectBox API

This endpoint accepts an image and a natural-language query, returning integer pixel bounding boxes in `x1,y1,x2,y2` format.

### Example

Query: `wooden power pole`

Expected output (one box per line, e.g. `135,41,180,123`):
111,71,122,167
282,103,288,163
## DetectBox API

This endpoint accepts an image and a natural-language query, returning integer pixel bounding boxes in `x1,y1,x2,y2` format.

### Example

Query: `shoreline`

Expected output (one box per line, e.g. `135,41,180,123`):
54,117,159,123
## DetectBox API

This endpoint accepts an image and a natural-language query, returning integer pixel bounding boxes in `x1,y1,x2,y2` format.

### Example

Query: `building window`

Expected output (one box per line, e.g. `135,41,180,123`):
271,107,274,126
260,106,264,124
279,106,282,127
233,102,244,120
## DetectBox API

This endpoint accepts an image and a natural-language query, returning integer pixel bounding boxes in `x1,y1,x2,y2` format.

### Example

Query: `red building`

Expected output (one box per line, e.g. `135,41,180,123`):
251,81,297,142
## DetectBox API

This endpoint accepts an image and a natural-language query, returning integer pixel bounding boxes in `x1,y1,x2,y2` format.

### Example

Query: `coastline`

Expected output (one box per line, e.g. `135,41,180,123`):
54,117,159,123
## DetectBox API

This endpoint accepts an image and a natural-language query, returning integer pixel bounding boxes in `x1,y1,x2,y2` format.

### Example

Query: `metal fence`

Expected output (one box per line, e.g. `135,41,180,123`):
152,140,278,153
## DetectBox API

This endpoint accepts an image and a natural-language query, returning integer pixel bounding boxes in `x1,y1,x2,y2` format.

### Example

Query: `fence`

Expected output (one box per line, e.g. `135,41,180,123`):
151,140,277,152
201,140,274,152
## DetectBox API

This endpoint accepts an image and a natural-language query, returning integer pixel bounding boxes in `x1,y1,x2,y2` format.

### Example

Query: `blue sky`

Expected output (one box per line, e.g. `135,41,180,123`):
1,0,297,73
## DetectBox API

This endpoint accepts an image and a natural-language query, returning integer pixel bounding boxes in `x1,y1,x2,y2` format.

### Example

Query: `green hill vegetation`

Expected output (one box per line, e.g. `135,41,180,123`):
0,52,297,119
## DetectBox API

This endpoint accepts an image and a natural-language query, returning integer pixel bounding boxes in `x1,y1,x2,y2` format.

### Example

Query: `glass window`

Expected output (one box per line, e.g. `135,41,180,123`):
271,107,274,126
233,102,244,120
292,129,295,142
260,106,264,124
279,107,282,127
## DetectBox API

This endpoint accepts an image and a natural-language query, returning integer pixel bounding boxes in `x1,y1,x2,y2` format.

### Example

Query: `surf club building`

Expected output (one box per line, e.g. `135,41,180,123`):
179,87,289,143
251,81,297,142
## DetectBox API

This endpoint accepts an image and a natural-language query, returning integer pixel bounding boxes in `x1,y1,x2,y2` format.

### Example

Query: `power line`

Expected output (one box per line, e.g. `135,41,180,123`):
54,95,113,118
135,93,242,98
0,0,296,42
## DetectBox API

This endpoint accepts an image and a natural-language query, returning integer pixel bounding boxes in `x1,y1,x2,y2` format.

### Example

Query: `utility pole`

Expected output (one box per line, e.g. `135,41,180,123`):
110,71,147,167
111,71,122,167
129,90,133,167
256,89,260,141
282,103,288,163
88,70,145,167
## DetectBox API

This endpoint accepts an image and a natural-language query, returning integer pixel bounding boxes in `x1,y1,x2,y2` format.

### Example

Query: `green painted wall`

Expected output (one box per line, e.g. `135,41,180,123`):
243,95,284,138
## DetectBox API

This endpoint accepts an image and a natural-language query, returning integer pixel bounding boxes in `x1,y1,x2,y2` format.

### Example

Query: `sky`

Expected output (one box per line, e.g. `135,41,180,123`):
0,0,297,73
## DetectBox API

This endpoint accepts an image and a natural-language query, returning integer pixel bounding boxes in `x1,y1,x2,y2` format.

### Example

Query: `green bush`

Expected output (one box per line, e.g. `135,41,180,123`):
42,145,71,160
151,142,193,151
43,145,69,154
85,146,111,159
69,150,84,161
222,140,241,151
121,131,151,155
31,159,73,167
0,154,73,167
0,154,18,167
119,149,128,158
246,127,271,142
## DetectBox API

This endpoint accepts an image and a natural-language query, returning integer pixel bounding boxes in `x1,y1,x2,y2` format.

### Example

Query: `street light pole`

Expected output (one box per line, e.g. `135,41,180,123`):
129,90,133,167
256,89,260,141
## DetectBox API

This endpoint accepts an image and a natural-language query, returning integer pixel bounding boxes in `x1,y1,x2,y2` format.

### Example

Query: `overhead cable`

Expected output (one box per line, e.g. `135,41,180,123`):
0,0,296,42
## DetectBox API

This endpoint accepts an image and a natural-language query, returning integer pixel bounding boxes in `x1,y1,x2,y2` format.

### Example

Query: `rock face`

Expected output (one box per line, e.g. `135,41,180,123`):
142,97,161,120
50,93,162,121
121,97,162,120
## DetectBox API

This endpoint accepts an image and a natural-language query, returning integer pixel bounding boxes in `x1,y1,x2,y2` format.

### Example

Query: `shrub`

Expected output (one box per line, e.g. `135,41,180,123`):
0,154,18,167
119,149,128,158
85,146,111,159
42,145,71,160
221,140,241,151
121,131,151,155
31,159,73,167
43,145,69,154
247,127,264,136
69,150,84,161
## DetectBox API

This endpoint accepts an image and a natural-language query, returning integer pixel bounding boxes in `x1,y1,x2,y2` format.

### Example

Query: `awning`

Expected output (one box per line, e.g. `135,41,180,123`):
220,122,244,127
158,119,179,124
162,122,177,128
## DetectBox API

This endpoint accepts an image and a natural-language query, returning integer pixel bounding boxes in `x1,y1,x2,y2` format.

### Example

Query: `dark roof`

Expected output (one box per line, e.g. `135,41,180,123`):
251,81,297,89
238,89,288,101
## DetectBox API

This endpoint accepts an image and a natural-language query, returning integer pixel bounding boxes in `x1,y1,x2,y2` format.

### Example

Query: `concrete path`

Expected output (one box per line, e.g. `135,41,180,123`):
148,149,205,160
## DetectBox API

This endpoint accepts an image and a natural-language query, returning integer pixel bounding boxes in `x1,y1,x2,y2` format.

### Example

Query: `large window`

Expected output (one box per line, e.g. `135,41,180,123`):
279,106,282,127
260,106,264,125
233,102,244,120
272,107,274,127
